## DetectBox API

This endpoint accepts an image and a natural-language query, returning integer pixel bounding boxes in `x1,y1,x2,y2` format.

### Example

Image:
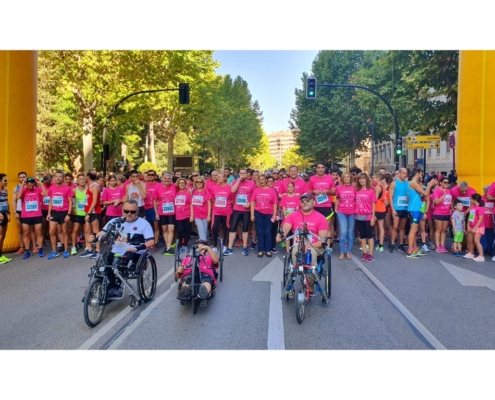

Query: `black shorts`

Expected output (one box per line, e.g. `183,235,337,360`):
433,214,450,222
20,216,43,225
0,212,8,227
86,213,101,223
180,272,215,287
71,215,86,225
138,206,145,218
375,212,387,220
50,210,69,224
160,214,176,226
394,210,409,219
355,219,374,239
229,210,250,233
42,209,49,219
314,206,333,218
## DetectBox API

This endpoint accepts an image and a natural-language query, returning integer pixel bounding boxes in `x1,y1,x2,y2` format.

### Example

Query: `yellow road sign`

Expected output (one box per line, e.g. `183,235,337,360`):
405,135,441,143
405,142,440,149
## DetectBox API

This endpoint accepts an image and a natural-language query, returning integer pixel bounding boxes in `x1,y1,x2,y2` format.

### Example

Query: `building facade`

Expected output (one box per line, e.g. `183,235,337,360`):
268,130,296,166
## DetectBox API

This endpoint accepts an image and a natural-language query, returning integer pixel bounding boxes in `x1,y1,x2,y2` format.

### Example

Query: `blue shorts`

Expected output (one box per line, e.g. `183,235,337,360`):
409,211,424,225
145,208,156,223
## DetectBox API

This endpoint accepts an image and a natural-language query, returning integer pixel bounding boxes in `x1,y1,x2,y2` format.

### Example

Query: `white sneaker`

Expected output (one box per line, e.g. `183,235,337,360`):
212,247,218,253
422,244,430,252
492,255,495,262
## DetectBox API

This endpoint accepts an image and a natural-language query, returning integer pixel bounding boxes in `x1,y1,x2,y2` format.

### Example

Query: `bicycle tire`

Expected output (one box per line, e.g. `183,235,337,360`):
282,254,292,301
324,250,331,299
137,254,157,302
83,278,106,328
295,274,305,324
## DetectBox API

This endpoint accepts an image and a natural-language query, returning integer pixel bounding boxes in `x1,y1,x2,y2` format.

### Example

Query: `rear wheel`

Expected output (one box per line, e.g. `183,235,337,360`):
137,254,157,302
83,278,106,328
295,274,305,324
324,250,331,299
282,254,292,301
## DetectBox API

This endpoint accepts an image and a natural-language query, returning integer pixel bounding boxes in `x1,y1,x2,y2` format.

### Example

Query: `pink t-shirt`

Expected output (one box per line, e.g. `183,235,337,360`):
191,189,211,220
482,195,494,229
102,186,124,217
426,194,435,220
280,194,301,215
432,187,452,216
211,184,234,216
279,178,308,197
284,210,328,243
451,186,477,212
232,179,256,212
468,205,485,229
272,180,284,198
308,174,335,207
488,182,495,199
156,184,177,216
20,186,43,218
206,179,217,196
251,187,278,215
41,183,52,210
144,182,161,210
336,185,356,215
355,188,376,220
48,184,73,212
175,189,192,220
181,254,216,284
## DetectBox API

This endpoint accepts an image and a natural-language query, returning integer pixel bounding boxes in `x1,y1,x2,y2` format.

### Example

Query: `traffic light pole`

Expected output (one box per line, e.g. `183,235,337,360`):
317,83,400,172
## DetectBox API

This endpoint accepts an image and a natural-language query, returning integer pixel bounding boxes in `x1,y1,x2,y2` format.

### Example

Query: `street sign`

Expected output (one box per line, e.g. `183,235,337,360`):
449,134,456,149
405,135,441,143
405,142,440,149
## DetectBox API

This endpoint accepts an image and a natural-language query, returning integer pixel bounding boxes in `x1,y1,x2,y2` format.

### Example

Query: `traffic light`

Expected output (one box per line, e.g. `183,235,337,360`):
306,77,317,99
179,83,190,104
395,137,402,156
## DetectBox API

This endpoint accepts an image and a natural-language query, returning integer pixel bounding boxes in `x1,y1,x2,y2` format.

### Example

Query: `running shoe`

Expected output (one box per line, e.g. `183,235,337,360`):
22,251,31,259
170,242,177,249
223,248,233,256
235,239,243,247
389,244,395,253
375,245,383,252
163,248,174,256
452,251,462,257
361,253,367,261
47,251,59,260
437,246,449,254
242,247,249,256
422,243,431,253
71,247,77,256
406,252,419,259
473,256,485,262
212,247,218,253
152,245,159,252
414,248,426,256
250,242,257,249
0,255,12,262
79,249,93,258
492,255,495,262
463,253,475,259
271,248,278,254
63,250,70,258
32,247,39,254
365,254,374,262
198,283,209,299
38,249,44,258
398,244,407,253
15,248,24,255
280,242,286,248
90,251,100,260
359,245,369,251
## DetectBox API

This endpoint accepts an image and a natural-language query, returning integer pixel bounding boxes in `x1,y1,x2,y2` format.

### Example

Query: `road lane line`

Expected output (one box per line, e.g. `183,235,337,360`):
351,256,447,350
78,267,174,350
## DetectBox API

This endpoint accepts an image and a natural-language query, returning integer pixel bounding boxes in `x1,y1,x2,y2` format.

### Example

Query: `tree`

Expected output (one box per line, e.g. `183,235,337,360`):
281,145,312,172
246,132,277,172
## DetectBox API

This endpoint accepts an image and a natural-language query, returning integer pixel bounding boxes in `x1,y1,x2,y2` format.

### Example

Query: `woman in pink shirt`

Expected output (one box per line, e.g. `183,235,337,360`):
335,172,356,260
354,173,377,262
191,176,212,244
432,178,453,253
482,186,494,257
210,172,233,253
464,194,485,262
174,178,193,251
101,175,124,223
17,178,44,259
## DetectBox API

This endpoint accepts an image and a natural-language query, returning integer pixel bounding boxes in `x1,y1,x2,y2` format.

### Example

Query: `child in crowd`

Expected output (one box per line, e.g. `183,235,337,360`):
464,194,485,262
451,200,465,256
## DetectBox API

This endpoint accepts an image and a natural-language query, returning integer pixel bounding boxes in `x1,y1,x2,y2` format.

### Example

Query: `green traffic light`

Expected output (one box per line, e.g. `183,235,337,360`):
309,91,314,96
396,149,402,155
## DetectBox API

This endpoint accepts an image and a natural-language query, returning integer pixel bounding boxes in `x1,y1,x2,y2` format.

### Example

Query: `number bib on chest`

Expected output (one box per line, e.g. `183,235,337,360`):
469,210,475,222
77,201,86,212
397,196,408,207
215,196,227,208
443,194,452,205
236,194,248,206
162,202,174,213
175,196,186,206
485,202,494,215
459,197,471,207
315,193,328,205
43,196,50,206
25,201,39,212
52,196,63,207
192,195,204,206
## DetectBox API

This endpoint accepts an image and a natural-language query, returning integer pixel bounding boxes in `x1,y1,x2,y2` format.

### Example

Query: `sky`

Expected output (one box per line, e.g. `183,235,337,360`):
213,50,319,135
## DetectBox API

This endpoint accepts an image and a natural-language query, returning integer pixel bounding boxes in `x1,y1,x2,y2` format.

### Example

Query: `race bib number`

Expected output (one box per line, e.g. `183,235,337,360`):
77,201,85,211
43,196,50,206
175,195,186,206
286,208,295,215
192,195,204,206
236,194,248,205
162,202,174,213
215,196,227,208
398,196,408,207
315,193,329,205
443,194,452,206
0,201,8,212
459,197,470,207
485,202,494,215
25,201,39,212
469,210,475,222
52,196,63,207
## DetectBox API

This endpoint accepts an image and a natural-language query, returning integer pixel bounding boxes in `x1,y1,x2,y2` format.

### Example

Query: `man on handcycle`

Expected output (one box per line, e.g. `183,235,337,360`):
277,193,328,293
94,199,155,296
174,240,219,307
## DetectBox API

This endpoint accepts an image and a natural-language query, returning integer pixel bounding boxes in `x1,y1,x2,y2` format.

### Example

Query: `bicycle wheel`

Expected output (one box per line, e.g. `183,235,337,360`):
83,278,106,328
282,254,292,301
295,274,305,324
324,250,331,299
137,254,157,302
191,256,197,315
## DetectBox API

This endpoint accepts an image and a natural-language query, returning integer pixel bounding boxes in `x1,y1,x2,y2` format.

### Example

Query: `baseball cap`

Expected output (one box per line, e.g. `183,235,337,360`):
300,193,314,201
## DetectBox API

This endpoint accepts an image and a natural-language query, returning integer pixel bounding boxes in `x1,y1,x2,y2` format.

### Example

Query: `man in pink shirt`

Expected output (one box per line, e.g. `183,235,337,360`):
278,165,308,198
206,170,218,195
271,168,284,195
451,181,477,213
144,170,160,251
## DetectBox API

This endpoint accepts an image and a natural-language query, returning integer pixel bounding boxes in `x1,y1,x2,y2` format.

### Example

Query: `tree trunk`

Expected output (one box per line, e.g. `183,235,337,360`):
167,134,174,173
78,101,96,172
83,131,93,172
149,121,156,165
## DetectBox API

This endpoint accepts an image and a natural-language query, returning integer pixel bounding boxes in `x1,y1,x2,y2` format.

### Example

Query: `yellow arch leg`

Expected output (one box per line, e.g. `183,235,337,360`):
457,50,495,192
0,51,37,253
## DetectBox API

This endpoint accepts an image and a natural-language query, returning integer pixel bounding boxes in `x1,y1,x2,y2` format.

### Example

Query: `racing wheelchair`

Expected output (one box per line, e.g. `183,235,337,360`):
82,218,158,328
173,238,224,314
281,225,331,324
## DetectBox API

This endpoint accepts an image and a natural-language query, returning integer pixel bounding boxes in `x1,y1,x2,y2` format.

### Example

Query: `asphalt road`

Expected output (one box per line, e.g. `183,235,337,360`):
1,239,495,350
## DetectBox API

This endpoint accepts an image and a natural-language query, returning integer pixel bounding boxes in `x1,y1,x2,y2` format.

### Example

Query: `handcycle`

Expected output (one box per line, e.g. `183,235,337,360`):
82,218,158,328
280,226,331,324
173,238,224,314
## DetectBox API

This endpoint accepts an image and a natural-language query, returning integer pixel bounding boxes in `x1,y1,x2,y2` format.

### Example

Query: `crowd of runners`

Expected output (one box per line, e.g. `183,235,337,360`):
1,164,495,264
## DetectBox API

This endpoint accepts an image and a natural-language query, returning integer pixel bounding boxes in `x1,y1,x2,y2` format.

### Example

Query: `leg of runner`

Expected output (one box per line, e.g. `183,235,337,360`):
21,223,31,257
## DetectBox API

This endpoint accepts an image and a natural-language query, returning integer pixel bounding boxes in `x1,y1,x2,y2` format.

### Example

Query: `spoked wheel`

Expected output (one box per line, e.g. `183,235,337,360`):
83,278,106,328
281,254,292,301
295,274,305,324
324,249,331,299
137,254,157,302
218,237,224,282
174,239,181,282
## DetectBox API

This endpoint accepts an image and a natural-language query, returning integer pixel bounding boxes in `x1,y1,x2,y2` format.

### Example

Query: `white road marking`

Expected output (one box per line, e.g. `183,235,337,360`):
441,260,495,291
78,267,174,350
252,257,285,350
352,255,447,350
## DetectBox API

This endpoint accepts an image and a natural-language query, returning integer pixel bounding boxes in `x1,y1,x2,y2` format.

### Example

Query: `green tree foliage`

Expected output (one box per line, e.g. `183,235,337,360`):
281,145,312,172
246,132,277,171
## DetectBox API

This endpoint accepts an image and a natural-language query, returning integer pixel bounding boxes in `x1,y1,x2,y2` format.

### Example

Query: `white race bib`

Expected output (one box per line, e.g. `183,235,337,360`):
77,201,85,211
398,196,408,207
43,196,50,206
162,202,174,213
469,210,475,222
485,202,494,215
459,197,471,207
443,194,452,206
25,201,39,212
175,195,186,206
192,195,204,206
315,193,329,205
52,196,63,207
236,194,248,205
286,207,295,214
215,196,227,208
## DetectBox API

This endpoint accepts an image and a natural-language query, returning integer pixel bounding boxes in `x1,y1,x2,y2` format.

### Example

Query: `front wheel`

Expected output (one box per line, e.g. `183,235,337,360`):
83,278,106,328
282,254,292,301
137,255,157,302
295,274,305,324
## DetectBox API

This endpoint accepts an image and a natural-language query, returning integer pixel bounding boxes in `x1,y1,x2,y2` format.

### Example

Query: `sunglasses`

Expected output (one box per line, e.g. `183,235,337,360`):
196,181,205,183
272,172,279,175
301,198,312,203
123,209,138,214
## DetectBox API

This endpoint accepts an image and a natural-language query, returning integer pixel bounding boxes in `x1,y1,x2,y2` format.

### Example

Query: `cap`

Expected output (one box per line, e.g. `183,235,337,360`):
42,174,52,181
300,193,314,200
27,177,36,184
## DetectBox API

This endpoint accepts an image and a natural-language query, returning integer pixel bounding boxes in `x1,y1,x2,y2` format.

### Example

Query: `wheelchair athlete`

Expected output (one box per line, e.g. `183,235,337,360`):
95,199,155,296
174,240,219,307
